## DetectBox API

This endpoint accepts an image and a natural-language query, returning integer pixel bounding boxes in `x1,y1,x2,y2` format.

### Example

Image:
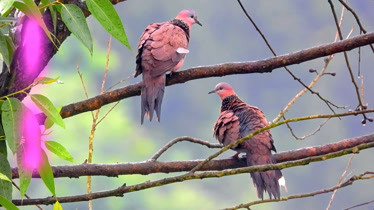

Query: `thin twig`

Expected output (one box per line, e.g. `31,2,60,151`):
12,181,43,210
105,74,134,93
272,3,348,123
150,136,222,161
283,116,330,140
76,62,94,119
88,35,113,210
327,0,371,123
237,0,341,114
326,155,354,210
345,199,374,210
337,0,374,53
225,171,374,210
95,101,120,126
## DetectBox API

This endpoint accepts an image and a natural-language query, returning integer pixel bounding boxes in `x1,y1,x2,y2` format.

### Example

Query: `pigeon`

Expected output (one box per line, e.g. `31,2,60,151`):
135,10,202,124
209,82,285,199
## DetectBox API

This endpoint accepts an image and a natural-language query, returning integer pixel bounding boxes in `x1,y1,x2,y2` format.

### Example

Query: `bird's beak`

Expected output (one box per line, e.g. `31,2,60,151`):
208,89,216,94
195,18,202,26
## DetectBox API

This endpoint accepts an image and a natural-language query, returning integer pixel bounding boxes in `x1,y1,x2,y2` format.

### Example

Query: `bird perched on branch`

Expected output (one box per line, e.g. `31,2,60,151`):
209,82,286,199
135,10,202,124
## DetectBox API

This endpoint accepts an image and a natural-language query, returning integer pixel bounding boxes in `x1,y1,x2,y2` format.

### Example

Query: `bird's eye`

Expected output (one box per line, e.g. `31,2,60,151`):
190,15,194,18
219,87,223,90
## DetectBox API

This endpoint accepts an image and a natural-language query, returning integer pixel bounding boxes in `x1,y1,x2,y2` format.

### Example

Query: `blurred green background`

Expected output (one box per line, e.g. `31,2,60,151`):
15,0,374,209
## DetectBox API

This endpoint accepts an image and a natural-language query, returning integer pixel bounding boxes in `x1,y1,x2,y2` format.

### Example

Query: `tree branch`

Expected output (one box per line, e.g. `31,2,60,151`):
225,171,374,210
11,133,374,179
55,32,374,119
11,140,374,206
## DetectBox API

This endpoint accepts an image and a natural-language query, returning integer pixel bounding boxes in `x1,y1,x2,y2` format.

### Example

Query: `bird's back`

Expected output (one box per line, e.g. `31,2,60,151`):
135,21,189,78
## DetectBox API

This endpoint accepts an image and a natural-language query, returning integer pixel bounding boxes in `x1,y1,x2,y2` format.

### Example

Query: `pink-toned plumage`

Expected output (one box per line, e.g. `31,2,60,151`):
135,10,202,124
210,82,285,199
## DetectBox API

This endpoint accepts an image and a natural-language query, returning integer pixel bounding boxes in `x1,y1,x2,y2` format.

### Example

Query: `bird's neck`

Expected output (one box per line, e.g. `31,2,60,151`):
170,19,190,41
220,95,242,112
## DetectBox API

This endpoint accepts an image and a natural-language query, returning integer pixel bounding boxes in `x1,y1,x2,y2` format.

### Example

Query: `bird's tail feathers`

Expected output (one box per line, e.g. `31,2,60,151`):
141,74,165,124
246,152,283,199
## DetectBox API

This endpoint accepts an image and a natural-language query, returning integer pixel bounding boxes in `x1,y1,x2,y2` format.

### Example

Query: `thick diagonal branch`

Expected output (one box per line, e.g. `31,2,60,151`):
11,138,374,206
11,133,374,179
57,32,374,119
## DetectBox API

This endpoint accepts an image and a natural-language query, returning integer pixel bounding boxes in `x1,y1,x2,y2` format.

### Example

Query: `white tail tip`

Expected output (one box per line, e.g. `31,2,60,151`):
278,176,288,192
177,47,189,54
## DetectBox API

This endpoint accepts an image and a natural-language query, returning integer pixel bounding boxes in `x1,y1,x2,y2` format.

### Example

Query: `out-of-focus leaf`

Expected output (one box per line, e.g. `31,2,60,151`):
0,0,15,15
0,173,10,182
0,153,12,201
0,31,10,69
1,98,22,154
60,4,93,54
37,150,55,196
0,195,18,210
45,141,74,162
17,145,31,198
4,36,14,64
53,200,63,210
31,94,65,129
44,106,62,129
12,0,54,44
35,76,60,85
86,0,131,50
39,0,57,32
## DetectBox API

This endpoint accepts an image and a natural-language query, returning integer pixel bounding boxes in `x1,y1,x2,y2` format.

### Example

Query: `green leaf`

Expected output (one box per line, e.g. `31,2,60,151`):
86,0,131,50
45,141,74,162
0,195,19,210
60,4,93,55
1,98,23,154
12,0,54,45
0,0,15,15
39,0,57,33
35,76,60,85
0,154,12,201
4,36,14,64
0,173,11,182
53,200,63,210
37,150,55,196
0,139,7,156
30,94,65,129
44,106,61,129
16,145,31,198
0,31,10,69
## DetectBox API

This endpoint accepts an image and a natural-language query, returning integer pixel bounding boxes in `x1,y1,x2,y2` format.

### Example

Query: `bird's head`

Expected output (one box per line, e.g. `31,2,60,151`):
175,10,202,28
208,82,236,100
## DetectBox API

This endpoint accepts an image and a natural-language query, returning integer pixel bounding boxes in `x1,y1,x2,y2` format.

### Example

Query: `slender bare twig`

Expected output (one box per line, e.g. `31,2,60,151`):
12,181,43,210
326,155,354,210
76,63,95,119
150,136,222,161
283,116,330,141
337,0,374,53
272,4,349,123
87,35,113,210
345,199,374,210
237,0,340,114
95,101,120,126
328,0,372,124
105,74,134,93
225,171,374,210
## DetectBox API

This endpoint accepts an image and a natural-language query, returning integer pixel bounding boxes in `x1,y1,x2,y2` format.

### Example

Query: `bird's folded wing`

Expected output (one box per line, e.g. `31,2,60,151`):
214,110,241,146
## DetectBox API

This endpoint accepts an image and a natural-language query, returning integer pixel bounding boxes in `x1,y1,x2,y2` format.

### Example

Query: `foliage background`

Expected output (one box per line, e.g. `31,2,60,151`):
13,1,374,209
